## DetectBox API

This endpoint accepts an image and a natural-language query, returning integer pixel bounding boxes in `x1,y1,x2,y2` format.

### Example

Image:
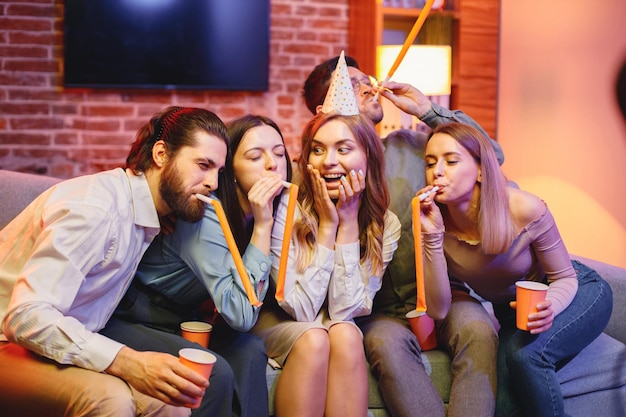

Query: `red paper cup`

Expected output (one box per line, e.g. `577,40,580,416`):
406,310,437,351
180,321,213,348
515,281,549,331
179,348,216,409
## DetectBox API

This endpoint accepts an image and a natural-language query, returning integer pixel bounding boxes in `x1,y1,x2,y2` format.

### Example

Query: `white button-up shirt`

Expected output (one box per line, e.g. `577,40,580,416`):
0,168,160,372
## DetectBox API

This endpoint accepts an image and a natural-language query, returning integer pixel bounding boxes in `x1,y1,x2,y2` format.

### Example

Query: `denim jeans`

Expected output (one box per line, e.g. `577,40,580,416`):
494,261,613,417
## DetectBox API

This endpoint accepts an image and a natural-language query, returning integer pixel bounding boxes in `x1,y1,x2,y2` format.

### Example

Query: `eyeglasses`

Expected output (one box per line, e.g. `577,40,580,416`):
350,75,378,94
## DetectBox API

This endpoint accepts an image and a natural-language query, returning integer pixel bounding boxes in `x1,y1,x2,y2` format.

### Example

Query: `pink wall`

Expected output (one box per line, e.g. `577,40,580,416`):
498,1,626,268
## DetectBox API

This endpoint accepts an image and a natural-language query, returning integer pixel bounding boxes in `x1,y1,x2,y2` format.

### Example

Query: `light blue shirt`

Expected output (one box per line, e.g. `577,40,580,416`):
134,197,271,332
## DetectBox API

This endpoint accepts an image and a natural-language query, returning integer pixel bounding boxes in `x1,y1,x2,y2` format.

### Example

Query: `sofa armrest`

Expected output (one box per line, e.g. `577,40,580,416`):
571,255,626,345
0,170,61,230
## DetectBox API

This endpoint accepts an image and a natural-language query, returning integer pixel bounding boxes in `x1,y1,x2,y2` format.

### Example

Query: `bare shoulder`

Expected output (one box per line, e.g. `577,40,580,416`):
507,187,546,228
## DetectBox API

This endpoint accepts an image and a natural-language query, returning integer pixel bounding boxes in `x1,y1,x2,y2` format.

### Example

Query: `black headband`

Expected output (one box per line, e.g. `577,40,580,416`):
155,106,185,142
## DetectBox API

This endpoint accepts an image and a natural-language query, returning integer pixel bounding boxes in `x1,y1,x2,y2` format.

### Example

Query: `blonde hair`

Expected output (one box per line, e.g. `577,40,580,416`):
294,112,389,275
429,123,516,254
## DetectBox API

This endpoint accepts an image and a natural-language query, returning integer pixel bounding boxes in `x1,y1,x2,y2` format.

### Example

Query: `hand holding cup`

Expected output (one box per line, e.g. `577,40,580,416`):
514,281,553,333
179,348,217,408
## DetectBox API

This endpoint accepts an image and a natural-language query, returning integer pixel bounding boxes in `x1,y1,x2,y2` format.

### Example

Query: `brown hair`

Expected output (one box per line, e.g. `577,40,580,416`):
223,114,293,252
126,106,229,174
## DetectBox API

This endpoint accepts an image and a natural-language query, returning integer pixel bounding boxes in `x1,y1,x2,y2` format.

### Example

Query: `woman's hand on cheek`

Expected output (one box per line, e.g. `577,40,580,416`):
336,169,364,222
307,164,338,228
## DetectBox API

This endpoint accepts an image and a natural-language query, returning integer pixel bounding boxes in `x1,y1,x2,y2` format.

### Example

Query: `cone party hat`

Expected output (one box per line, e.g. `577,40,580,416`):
320,50,359,115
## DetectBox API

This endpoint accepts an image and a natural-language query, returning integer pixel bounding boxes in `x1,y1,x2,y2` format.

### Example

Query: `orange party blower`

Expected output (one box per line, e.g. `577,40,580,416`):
412,196,427,312
275,183,299,302
195,194,261,307
408,195,437,350
373,0,436,100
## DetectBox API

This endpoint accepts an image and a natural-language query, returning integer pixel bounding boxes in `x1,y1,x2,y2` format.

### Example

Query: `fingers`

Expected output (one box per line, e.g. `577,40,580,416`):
163,361,210,406
416,185,438,203
155,377,205,407
307,164,331,203
248,174,284,202
132,361,208,408
307,165,339,227
247,175,285,222
337,169,364,203
527,313,554,334
527,301,554,334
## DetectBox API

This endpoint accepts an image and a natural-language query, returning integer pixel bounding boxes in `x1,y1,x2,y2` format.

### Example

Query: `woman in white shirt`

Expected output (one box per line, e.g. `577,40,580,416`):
252,112,401,417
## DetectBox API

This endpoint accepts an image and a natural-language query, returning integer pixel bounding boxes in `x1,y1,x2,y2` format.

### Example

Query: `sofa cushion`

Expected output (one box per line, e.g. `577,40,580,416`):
560,333,626,417
558,332,626,397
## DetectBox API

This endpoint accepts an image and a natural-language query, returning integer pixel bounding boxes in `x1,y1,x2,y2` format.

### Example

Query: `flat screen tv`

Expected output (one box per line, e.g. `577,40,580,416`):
63,0,270,91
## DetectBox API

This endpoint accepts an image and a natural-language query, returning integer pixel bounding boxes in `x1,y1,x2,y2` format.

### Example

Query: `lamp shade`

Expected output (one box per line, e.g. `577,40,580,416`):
377,45,451,95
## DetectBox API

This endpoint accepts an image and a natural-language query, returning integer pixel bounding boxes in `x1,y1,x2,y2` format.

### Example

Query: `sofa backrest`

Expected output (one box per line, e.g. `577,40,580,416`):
0,170,61,230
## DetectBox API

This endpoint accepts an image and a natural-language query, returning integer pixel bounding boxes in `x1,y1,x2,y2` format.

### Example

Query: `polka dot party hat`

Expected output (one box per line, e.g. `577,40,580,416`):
320,50,359,115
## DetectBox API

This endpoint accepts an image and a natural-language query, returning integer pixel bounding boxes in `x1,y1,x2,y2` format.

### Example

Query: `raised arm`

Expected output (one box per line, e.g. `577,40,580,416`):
177,203,270,332
380,81,504,165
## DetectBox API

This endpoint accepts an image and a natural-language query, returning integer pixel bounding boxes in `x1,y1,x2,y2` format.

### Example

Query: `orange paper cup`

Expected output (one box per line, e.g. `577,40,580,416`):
515,281,548,331
179,348,217,409
406,310,437,351
180,321,213,348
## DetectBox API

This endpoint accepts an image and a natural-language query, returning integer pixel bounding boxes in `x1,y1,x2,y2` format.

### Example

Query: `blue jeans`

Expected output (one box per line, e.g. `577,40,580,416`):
494,261,613,417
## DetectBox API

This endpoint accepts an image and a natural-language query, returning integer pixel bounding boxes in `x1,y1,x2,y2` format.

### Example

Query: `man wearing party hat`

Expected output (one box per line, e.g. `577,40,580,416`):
251,51,401,417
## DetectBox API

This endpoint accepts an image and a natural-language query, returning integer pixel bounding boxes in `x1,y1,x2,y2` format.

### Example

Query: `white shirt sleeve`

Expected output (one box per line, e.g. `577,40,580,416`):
1,171,159,372
2,201,127,371
270,193,334,321
270,191,401,323
328,211,401,321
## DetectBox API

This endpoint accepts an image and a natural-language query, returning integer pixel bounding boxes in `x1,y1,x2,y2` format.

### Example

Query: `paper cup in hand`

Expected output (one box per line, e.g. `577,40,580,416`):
178,348,216,409
406,310,437,351
179,348,216,379
180,321,213,348
515,281,549,331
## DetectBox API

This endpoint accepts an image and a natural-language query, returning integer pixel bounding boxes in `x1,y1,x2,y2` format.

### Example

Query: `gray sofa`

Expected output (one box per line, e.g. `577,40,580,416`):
1,169,625,416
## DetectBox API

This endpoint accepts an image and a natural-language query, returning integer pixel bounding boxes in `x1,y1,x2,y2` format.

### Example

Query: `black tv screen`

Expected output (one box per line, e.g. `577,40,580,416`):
64,0,270,91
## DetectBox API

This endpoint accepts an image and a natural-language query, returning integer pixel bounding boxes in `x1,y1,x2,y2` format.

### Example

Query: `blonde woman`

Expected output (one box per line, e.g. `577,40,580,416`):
418,122,613,417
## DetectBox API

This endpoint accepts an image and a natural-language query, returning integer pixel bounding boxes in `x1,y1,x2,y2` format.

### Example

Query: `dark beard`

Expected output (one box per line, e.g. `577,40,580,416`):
159,163,205,223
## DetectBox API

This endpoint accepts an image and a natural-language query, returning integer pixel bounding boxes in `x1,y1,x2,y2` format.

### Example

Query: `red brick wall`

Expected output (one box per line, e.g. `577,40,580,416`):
0,0,348,178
